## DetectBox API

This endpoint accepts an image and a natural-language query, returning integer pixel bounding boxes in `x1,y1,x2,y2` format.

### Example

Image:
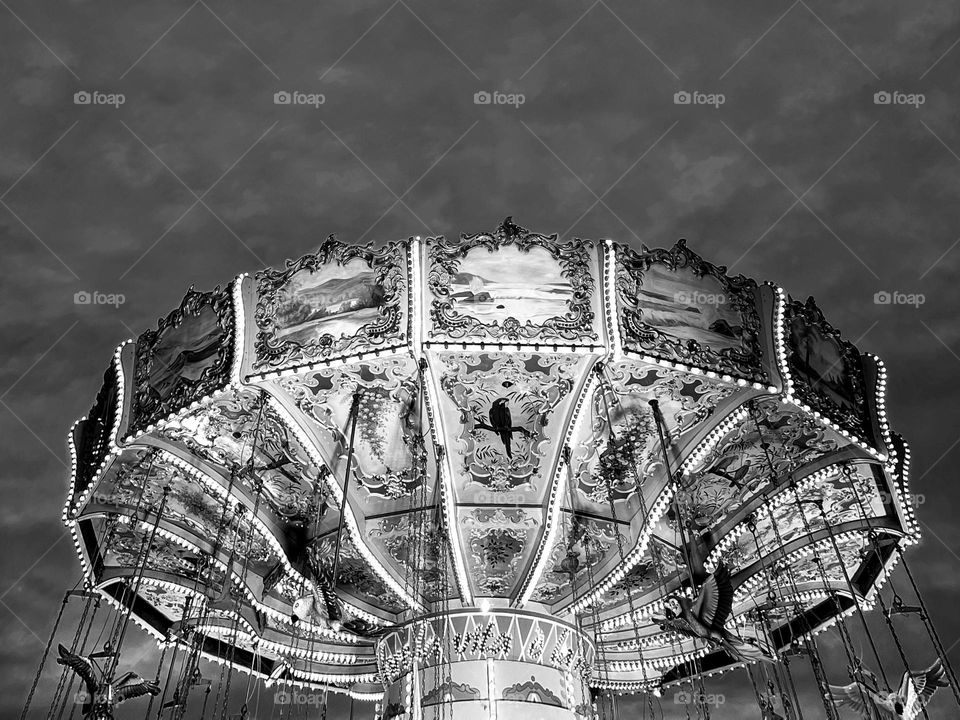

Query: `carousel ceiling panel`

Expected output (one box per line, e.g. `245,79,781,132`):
129,285,235,436
78,448,281,577
427,349,594,599
101,521,222,585
529,513,624,605
366,510,457,602
460,506,541,597
308,530,407,614
424,219,603,345
734,593,827,631
783,296,878,449
154,386,326,525
567,360,739,514
431,351,589,503
736,531,871,605
267,356,429,517
139,581,202,623
709,462,890,575
534,361,740,610
595,537,684,612
251,237,409,372
615,240,769,384
681,396,844,532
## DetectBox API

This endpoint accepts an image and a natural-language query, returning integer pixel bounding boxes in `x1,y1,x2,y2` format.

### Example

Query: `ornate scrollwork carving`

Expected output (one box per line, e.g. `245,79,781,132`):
616,240,766,382
427,217,598,342
130,285,234,435
254,236,406,369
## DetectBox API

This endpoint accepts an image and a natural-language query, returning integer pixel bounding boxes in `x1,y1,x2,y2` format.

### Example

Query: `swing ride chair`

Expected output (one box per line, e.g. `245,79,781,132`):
41,218,955,720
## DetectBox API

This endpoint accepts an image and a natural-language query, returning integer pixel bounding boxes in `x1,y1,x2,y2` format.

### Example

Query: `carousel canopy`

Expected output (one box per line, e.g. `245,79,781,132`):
63,218,917,696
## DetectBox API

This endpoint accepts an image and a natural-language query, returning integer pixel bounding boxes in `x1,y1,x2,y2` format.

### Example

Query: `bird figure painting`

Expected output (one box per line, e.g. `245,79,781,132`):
826,659,948,719
56,644,160,720
473,398,532,459
652,563,776,664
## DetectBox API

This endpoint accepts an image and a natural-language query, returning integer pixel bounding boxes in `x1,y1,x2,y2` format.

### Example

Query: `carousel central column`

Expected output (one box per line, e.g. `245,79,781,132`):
377,608,594,720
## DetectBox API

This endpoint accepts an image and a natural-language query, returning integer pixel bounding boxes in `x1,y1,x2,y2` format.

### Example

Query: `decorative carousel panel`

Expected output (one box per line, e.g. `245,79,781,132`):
72,364,121,501
595,537,684,612
155,386,326,525
139,582,203,622
252,237,408,372
308,530,407,615
431,351,590,506
567,360,738,515
425,218,602,344
529,512,624,605
268,356,429,517
79,448,281,578
460,506,541,597
733,592,829,631
680,396,843,532
736,531,870,602
708,462,889,574
783,296,875,447
366,510,458,603
100,520,221,585
615,240,767,384
260,614,372,654
128,286,235,436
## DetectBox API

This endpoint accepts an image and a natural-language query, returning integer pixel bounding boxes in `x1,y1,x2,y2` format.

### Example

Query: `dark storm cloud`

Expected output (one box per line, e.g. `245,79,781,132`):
2,1,960,717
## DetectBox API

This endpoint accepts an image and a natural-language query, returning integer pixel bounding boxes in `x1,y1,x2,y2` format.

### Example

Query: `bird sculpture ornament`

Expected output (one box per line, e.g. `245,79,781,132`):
826,659,948,719
56,644,160,720
652,563,777,663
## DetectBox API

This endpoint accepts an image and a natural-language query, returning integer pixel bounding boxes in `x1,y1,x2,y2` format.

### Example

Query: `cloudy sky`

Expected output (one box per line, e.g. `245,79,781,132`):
3,0,960,717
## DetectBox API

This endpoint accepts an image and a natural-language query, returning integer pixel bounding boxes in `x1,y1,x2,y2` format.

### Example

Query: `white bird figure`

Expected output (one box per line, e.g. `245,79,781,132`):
56,644,160,720
291,573,342,631
827,659,948,720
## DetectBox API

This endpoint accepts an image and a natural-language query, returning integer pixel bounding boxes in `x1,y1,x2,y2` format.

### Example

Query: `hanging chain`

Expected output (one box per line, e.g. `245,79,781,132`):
842,462,937,720
595,366,692,718
899,551,960,706
748,400,877,719
20,587,71,720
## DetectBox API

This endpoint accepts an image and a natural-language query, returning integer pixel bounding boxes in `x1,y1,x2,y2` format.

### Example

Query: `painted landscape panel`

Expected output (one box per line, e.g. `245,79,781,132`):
787,316,860,415
634,263,747,354
142,305,226,402
448,245,571,324
273,258,386,344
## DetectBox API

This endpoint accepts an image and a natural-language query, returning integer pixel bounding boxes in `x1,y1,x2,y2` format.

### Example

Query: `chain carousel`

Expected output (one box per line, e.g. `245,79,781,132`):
24,219,959,720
